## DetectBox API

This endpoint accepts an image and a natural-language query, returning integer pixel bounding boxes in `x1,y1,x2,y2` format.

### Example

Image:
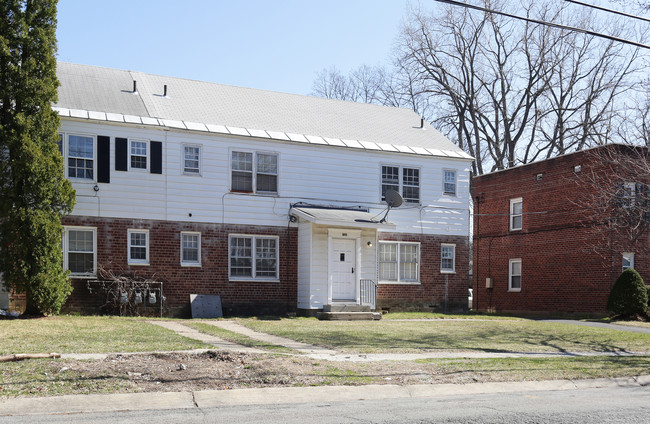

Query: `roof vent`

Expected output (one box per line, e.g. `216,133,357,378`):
132,80,137,94
163,84,168,97
420,117,424,129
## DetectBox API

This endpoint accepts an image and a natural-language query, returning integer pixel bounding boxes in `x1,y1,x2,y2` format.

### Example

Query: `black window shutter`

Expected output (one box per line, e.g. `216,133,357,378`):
150,141,162,174
97,136,110,183
115,138,128,171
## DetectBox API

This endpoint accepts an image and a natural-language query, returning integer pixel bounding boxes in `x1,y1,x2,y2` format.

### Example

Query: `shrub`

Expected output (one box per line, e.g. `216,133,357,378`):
607,269,648,318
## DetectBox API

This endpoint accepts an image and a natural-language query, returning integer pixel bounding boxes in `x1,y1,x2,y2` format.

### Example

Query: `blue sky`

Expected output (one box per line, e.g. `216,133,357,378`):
56,0,417,96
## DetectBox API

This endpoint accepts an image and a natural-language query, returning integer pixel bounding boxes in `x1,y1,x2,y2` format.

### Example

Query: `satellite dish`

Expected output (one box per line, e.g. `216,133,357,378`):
384,189,403,208
380,189,403,223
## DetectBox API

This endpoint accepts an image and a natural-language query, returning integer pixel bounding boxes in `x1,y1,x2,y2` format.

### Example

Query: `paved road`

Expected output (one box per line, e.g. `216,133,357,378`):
2,385,647,424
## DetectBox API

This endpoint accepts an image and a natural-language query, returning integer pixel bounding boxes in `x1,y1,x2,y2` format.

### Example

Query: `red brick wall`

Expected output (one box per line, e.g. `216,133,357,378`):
377,233,470,312
473,146,650,315
61,216,297,317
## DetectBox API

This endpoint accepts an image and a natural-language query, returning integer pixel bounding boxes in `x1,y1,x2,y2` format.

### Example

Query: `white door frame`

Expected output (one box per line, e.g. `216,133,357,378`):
327,228,361,304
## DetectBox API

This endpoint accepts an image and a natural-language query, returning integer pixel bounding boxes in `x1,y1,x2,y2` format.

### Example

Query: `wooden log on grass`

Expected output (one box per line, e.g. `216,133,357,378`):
0,353,61,362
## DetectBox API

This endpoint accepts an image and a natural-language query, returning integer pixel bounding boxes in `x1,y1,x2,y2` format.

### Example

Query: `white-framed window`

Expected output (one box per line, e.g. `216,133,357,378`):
443,170,457,196
378,242,420,283
381,165,420,203
231,151,278,194
67,134,95,180
129,139,148,170
183,145,201,175
127,229,149,265
510,198,523,231
509,259,522,292
441,243,456,273
621,182,636,208
181,232,201,266
229,235,279,280
622,252,635,271
63,227,97,277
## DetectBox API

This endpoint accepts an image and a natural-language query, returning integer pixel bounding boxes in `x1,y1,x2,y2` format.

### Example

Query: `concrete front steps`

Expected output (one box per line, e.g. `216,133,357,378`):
317,304,382,321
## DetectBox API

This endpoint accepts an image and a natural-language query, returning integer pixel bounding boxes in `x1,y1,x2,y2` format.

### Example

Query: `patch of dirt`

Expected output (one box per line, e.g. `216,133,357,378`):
54,351,466,394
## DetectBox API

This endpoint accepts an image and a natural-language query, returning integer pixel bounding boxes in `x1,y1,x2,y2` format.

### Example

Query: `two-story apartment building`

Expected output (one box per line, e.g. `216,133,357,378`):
473,145,649,315
52,62,472,317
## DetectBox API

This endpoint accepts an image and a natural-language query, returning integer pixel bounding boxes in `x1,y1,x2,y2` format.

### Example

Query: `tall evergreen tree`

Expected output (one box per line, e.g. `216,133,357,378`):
0,0,75,314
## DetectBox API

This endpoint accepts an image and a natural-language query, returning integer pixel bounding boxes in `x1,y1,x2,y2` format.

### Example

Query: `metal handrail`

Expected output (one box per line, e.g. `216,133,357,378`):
360,279,377,310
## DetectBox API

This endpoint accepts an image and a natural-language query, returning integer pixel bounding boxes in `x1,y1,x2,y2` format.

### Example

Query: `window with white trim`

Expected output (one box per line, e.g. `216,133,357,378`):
622,252,635,271
229,235,279,280
129,139,148,170
510,198,523,231
443,170,457,196
67,134,95,180
441,243,456,273
63,227,96,277
509,259,522,291
381,165,420,203
181,232,201,266
128,230,149,265
231,151,278,194
621,182,636,208
378,242,420,283
183,145,201,174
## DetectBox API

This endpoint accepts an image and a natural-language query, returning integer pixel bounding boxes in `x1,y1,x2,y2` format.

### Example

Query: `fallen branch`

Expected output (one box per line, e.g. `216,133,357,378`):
0,353,61,362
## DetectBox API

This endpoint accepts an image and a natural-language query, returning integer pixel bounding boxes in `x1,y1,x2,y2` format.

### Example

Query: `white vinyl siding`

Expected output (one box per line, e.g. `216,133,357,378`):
509,259,522,292
181,232,201,266
229,235,279,280
379,242,420,283
128,229,149,265
441,243,456,273
510,198,523,231
64,227,97,277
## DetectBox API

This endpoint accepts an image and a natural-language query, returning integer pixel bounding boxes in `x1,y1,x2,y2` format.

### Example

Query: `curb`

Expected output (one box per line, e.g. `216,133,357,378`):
0,375,648,417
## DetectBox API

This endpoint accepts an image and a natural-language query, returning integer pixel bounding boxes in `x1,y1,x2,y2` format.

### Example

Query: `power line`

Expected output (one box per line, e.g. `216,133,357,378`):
433,0,650,50
565,0,650,24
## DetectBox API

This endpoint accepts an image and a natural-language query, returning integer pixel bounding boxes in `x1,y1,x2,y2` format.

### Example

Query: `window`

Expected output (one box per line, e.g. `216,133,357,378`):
378,242,420,283
64,227,96,277
443,170,457,196
622,252,635,271
129,139,148,170
229,235,279,280
441,244,456,273
181,232,201,266
510,198,523,231
381,165,420,203
183,145,201,174
621,182,636,208
128,230,149,265
231,151,278,194
509,259,522,291
68,134,94,180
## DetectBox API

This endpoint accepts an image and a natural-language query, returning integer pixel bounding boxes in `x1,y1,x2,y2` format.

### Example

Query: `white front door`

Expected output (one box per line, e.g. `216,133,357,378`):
330,238,357,301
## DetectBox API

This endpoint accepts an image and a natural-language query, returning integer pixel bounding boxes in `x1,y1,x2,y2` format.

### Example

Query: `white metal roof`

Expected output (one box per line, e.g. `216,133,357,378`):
55,62,472,161
290,207,396,229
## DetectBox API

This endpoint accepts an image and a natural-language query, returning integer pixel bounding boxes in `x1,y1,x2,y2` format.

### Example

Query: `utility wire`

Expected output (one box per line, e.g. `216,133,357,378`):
565,0,650,24
433,0,650,50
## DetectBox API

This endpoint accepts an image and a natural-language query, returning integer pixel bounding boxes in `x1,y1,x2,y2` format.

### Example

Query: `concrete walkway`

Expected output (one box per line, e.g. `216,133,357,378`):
198,320,338,355
147,321,267,354
1,375,648,417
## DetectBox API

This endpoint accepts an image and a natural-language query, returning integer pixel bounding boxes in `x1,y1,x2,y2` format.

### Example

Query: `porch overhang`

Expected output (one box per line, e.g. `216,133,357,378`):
290,206,397,230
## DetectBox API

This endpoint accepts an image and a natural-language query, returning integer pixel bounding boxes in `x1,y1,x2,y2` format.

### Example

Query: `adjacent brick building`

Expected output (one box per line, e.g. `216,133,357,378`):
473,144,649,315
